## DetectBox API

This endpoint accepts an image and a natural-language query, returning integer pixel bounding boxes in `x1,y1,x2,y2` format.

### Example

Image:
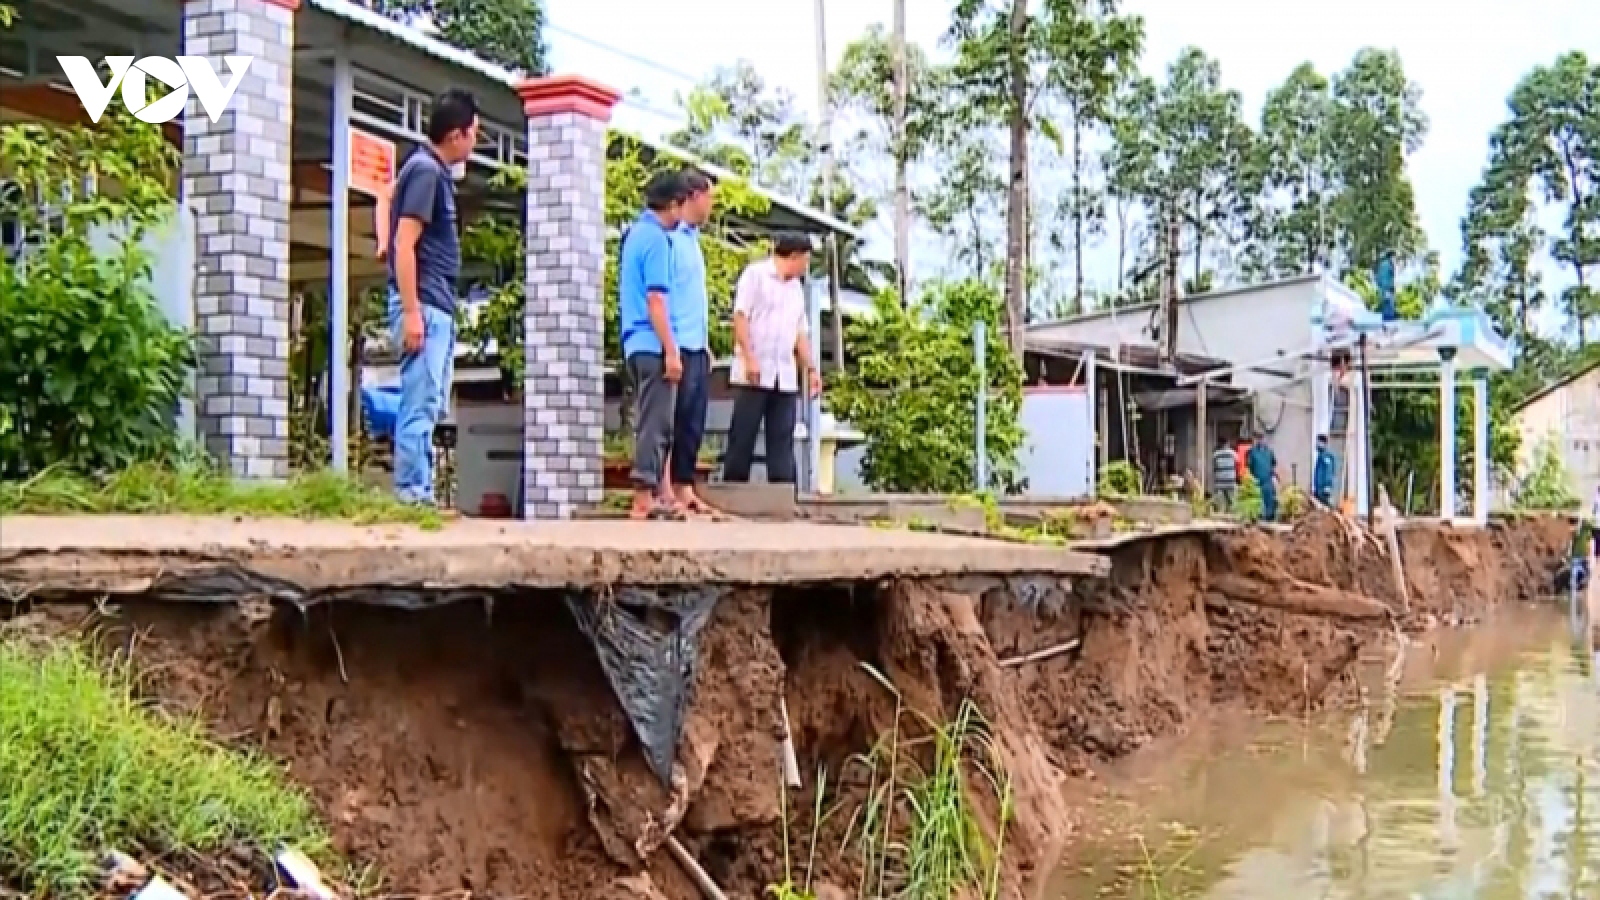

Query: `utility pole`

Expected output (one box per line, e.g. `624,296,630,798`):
1161,210,1180,367
814,0,845,373
891,0,910,306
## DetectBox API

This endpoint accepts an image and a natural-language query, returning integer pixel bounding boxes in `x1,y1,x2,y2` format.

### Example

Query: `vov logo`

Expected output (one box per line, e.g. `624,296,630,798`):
57,56,253,125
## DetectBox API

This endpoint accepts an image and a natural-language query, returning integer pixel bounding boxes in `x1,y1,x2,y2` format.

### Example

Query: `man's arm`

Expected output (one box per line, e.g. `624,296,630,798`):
793,306,820,397
640,230,680,379
732,267,759,384
374,182,395,260
391,166,438,351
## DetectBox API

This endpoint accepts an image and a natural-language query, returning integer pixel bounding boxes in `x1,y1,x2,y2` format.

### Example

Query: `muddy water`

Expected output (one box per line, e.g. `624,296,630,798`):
1053,605,1600,899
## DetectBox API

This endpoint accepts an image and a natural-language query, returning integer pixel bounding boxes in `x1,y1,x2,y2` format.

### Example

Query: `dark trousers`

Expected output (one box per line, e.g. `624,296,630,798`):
627,352,676,489
723,386,798,484
670,349,711,486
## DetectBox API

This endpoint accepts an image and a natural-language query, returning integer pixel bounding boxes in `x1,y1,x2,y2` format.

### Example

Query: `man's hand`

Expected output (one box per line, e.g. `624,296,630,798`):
742,353,761,387
665,351,684,383
807,368,822,398
402,308,425,353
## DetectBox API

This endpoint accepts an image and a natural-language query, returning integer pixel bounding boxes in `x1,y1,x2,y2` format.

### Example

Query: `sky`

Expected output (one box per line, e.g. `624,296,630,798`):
544,0,1598,292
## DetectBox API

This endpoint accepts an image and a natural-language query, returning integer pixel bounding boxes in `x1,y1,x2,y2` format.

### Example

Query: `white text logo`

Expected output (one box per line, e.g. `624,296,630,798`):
57,56,253,124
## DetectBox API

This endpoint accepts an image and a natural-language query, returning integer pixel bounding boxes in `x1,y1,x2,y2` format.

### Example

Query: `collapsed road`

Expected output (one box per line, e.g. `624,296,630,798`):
0,511,1570,899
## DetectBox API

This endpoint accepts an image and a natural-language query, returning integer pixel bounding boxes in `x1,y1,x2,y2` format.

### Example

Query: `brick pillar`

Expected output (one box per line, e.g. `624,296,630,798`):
182,0,297,479
515,76,620,519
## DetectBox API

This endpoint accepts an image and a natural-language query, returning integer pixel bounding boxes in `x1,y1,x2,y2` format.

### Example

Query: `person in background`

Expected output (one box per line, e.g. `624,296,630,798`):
658,169,719,517
1210,436,1238,515
619,171,688,520
1246,430,1279,522
1313,434,1337,507
722,233,820,485
386,89,478,507
1589,484,1600,557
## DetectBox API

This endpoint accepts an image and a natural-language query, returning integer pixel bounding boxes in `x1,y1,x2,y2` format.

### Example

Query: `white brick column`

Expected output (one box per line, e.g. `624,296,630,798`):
515,76,620,519
182,0,297,479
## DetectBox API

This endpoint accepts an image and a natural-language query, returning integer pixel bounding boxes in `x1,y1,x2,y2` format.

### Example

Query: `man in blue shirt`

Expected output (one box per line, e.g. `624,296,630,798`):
619,171,688,519
1246,430,1279,522
1313,434,1337,507
661,169,718,515
385,89,478,507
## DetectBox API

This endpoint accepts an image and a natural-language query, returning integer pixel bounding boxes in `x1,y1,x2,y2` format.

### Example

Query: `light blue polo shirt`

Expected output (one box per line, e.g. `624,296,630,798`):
618,211,674,358
671,223,709,352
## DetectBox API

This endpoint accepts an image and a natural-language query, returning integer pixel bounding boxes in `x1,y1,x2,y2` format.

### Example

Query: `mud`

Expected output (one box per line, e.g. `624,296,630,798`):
1,513,1569,900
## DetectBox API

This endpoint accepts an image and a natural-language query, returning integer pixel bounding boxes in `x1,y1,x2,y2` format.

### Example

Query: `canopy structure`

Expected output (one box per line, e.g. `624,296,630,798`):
1315,291,1513,523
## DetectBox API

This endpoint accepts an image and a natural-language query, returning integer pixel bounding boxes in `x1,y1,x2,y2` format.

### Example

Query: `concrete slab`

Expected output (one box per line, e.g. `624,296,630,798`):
0,515,1111,597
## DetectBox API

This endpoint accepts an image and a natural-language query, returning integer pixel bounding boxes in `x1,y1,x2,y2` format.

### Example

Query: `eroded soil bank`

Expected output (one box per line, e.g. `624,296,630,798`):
1,514,1568,900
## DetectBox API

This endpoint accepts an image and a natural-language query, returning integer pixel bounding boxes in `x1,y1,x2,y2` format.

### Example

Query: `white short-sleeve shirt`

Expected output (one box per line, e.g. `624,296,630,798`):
730,259,808,393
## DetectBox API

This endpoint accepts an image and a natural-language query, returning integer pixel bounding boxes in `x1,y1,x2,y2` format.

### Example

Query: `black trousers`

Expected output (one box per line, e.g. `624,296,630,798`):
723,386,798,484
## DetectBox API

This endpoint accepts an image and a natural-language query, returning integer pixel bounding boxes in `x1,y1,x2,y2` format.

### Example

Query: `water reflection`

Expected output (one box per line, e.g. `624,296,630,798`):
1055,601,1600,900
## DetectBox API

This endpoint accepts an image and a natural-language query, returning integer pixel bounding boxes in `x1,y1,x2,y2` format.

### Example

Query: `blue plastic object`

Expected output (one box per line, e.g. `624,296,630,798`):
361,384,402,439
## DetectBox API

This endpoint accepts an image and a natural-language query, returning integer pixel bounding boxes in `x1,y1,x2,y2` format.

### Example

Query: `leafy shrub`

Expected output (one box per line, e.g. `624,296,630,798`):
1517,435,1579,511
1233,473,1264,523
830,281,1024,494
1280,484,1310,522
0,106,192,478
1097,460,1142,499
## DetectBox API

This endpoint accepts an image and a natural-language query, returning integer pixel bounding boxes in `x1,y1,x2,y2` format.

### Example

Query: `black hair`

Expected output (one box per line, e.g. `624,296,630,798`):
644,171,688,211
772,232,813,258
427,89,479,143
681,168,712,196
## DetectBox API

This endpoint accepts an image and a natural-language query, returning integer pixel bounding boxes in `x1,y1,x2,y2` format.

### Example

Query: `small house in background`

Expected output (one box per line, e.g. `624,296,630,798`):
1509,359,1600,503
1027,274,1355,495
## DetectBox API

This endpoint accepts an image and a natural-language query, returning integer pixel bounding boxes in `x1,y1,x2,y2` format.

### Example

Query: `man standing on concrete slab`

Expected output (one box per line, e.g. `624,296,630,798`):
1247,430,1279,522
723,233,820,485
386,89,479,507
1210,435,1237,514
659,169,719,516
620,171,689,519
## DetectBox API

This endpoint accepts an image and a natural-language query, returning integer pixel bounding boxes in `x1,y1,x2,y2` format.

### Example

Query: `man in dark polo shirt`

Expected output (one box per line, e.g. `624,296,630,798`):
386,89,478,506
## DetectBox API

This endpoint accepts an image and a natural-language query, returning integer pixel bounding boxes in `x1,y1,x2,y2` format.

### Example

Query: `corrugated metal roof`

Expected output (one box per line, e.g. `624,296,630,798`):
303,0,859,240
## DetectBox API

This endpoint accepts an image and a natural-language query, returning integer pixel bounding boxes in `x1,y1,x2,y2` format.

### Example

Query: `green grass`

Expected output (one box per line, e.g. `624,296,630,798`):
0,462,441,528
845,664,1013,900
0,639,328,895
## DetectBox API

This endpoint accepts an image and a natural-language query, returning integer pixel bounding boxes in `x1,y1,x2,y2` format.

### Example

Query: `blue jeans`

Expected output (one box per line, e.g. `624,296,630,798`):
1261,484,1279,522
387,293,454,505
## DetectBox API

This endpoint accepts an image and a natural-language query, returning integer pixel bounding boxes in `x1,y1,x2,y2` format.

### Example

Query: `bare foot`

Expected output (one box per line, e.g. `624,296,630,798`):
628,490,655,521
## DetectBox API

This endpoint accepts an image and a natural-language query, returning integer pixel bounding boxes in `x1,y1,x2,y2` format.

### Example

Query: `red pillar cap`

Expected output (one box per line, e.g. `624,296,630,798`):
516,75,622,122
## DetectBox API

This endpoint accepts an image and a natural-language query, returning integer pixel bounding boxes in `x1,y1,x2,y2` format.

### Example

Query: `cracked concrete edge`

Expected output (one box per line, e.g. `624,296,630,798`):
0,543,1111,598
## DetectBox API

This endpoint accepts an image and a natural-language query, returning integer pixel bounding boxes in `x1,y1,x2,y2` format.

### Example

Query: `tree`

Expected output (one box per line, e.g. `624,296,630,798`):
1251,63,1340,276
1326,48,1428,272
829,280,1024,493
830,26,947,294
1472,52,1599,342
1042,1,1144,309
365,0,548,75
1107,48,1253,289
670,62,814,196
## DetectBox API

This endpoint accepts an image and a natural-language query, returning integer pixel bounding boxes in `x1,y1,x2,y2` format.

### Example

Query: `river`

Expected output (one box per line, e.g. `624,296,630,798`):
1051,602,1600,899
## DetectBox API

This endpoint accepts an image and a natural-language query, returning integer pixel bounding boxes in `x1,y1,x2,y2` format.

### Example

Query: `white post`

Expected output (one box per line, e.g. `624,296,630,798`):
329,50,354,473
975,320,988,492
1439,350,1457,520
1471,673,1488,798
1473,374,1489,523
1085,350,1097,499
807,279,823,494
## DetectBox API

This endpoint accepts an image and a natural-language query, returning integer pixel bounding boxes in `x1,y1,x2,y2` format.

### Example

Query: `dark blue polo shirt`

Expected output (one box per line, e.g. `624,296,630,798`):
387,147,460,316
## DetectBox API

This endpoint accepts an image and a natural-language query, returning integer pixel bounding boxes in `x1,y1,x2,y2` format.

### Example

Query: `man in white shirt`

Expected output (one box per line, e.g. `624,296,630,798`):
723,233,821,484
